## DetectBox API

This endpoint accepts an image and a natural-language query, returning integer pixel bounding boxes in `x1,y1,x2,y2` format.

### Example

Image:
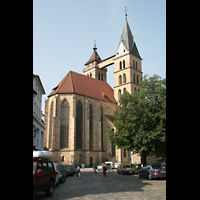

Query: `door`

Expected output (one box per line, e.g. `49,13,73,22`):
89,157,93,167
35,163,44,190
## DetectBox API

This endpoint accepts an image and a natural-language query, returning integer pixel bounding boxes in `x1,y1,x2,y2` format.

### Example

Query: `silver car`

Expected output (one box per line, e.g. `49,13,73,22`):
117,164,135,175
137,164,166,180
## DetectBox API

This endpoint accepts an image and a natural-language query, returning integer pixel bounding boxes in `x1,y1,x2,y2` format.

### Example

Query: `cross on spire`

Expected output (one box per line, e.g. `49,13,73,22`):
125,7,127,17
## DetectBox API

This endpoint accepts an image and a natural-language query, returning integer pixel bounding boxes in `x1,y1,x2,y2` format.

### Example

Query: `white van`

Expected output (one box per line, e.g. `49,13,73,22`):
105,161,114,169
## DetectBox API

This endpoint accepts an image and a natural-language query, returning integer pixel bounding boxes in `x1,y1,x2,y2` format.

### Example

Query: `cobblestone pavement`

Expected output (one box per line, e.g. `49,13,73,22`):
35,168,166,200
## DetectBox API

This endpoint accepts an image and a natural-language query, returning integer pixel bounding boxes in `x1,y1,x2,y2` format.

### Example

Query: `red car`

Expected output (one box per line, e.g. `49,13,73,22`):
33,151,56,200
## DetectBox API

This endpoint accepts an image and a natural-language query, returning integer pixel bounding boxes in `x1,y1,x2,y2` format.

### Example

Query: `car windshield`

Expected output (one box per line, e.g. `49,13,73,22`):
67,166,72,170
33,162,36,173
152,165,166,169
123,165,130,168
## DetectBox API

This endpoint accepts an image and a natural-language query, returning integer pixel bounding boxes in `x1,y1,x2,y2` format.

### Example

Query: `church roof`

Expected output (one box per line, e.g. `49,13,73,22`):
48,71,117,104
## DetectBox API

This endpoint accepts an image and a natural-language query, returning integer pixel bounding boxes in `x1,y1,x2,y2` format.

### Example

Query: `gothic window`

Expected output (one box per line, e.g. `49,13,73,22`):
133,60,135,69
76,100,83,149
136,62,138,70
123,74,126,83
123,60,125,69
101,74,103,81
90,73,92,77
101,107,103,150
60,99,69,148
118,89,121,99
123,88,126,92
133,73,135,83
120,61,122,70
49,101,54,149
134,88,137,92
137,75,139,84
119,75,122,85
98,73,100,80
89,104,93,150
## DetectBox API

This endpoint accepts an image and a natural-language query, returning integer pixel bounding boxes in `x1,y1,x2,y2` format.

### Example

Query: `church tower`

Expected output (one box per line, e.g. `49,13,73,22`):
83,41,107,82
113,12,142,103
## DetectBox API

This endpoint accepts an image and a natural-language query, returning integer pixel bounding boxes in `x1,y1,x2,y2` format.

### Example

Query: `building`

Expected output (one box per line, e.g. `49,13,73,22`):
44,14,143,166
33,74,46,150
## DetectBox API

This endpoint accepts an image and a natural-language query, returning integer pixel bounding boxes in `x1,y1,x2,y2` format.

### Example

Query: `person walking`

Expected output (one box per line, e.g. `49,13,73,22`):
109,164,113,172
76,165,80,177
103,163,107,176
93,165,97,173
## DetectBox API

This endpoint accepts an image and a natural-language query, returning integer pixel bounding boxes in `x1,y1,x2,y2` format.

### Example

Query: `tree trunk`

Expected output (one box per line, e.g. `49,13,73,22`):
141,152,147,166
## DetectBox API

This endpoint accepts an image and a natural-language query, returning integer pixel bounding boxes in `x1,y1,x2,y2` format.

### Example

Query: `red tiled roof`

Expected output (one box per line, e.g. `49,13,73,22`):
48,71,117,104
85,51,102,65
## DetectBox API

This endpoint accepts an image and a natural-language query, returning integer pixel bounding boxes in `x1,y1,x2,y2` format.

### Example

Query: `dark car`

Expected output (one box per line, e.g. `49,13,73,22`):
64,165,74,176
58,165,67,183
137,164,166,180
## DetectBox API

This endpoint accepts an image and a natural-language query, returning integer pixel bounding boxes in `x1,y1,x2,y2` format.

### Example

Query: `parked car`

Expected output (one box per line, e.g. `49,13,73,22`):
97,163,104,171
64,165,74,176
58,165,67,183
131,163,142,168
137,164,166,180
114,162,121,169
117,164,135,175
53,163,60,186
33,151,56,200
105,161,114,169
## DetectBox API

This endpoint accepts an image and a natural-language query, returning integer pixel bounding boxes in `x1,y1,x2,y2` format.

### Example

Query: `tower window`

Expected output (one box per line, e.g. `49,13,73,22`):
133,74,135,83
136,62,138,70
120,61,122,70
123,60,125,69
119,75,122,85
133,60,135,69
98,73,100,80
137,75,139,84
123,74,126,83
101,74,103,81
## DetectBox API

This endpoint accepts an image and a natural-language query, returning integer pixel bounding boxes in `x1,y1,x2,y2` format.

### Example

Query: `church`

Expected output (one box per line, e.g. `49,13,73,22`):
44,14,143,167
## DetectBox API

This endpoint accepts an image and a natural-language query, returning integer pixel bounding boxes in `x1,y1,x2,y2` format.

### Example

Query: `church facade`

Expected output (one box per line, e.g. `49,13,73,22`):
44,15,142,167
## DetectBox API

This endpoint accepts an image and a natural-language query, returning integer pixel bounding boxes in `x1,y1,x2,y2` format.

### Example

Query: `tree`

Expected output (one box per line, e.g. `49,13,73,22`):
106,75,166,166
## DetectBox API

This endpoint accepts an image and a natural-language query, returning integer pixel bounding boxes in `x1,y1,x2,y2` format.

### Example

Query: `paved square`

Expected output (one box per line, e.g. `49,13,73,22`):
35,168,166,200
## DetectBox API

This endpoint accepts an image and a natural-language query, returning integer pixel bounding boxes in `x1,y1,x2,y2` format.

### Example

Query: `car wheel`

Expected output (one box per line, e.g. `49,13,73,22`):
148,173,152,180
45,180,54,197
137,173,141,178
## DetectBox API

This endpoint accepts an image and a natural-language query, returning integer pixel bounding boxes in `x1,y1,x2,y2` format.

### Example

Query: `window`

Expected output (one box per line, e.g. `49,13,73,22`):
98,73,100,80
124,150,126,157
123,60,125,69
136,62,138,70
76,100,83,149
137,75,139,84
90,73,92,77
49,101,54,149
89,104,93,150
120,61,122,70
123,74,126,83
101,74,103,81
133,60,135,69
47,162,53,170
134,88,137,92
118,89,121,99
133,74,135,83
119,75,122,85
60,99,69,148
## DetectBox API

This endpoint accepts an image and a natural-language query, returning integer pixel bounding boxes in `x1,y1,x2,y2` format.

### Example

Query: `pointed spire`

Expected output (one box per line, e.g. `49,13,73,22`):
93,40,97,52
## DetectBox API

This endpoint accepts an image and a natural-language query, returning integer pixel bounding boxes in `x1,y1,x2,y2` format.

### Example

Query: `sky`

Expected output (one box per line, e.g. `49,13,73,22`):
33,0,166,113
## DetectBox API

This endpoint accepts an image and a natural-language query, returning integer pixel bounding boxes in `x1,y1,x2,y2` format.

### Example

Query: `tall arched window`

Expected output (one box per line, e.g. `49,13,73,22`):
60,99,69,148
76,100,83,149
136,62,138,70
89,104,93,150
137,75,139,84
120,61,122,70
118,89,121,100
98,73,100,80
133,74,135,83
123,74,126,83
101,107,103,150
101,74,103,81
49,101,54,149
119,75,122,85
123,60,125,69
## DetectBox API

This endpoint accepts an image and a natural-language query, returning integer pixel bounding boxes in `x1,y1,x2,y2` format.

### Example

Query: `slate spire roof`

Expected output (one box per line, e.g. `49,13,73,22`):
48,71,116,104
115,16,142,59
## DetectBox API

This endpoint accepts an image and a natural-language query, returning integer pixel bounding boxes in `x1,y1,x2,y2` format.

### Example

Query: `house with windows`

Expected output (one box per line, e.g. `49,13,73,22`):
44,14,143,167
33,74,45,150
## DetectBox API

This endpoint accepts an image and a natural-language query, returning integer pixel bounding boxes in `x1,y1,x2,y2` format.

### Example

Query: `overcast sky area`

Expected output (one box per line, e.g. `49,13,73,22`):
33,0,166,113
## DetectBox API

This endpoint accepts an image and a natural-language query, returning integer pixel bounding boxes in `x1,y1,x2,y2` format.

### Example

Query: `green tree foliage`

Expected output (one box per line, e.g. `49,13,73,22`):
106,75,166,165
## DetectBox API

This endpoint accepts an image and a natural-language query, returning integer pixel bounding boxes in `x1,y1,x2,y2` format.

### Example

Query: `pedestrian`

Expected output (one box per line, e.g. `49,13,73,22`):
103,163,107,176
93,165,97,173
109,164,113,172
77,165,80,177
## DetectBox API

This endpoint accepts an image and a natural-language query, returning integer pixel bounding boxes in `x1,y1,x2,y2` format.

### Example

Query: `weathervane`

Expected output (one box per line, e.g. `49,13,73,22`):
125,7,127,17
